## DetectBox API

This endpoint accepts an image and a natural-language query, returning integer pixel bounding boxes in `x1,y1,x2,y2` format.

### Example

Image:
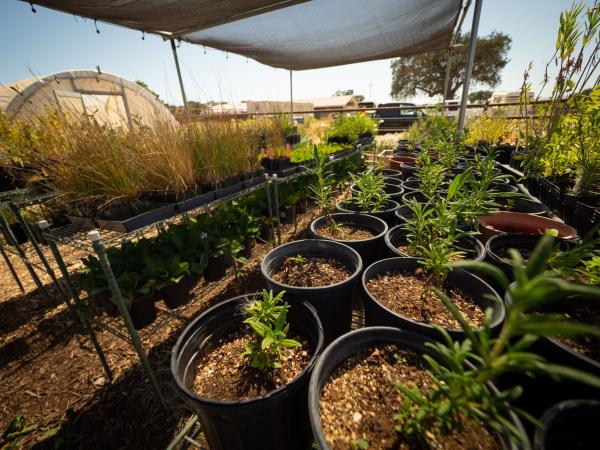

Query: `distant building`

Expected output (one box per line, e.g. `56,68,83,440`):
245,100,313,118
490,90,534,104
207,102,247,115
300,95,358,118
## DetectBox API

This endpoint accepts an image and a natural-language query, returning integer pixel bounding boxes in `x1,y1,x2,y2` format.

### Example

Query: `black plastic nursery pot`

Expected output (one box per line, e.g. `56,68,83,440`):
491,182,519,195
533,400,600,450
261,239,362,344
130,293,157,330
160,273,199,309
503,197,549,216
308,326,528,450
280,205,297,224
562,193,600,228
493,145,515,165
402,190,429,204
575,203,600,236
384,225,485,261
394,205,414,225
381,168,402,180
400,162,418,180
401,179,420,192
485,233,544,279
203,254,232,282
349,183,404,202
383,176,403,187
335,199,400,227
171,293,324,450
361,257,504,341
310,213,388,268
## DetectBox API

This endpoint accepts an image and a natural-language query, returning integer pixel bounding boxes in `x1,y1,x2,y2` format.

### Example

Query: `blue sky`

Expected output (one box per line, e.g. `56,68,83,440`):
0,1,593,106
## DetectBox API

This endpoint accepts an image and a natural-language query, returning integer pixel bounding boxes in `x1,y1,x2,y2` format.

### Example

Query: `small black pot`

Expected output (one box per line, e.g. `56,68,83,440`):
308,326,527,450
491,183,519,195
310,213,388,268
361,257,504,340
161,273,199,309
503,198,549,216
381,168,402,179
335,199,400,227
394,205,414,225
384,225,485,261
383,176,402,187
485,233,542,279
493,145,515,165
130,293,157,330
401,179,420,192
243,236,255,259
261,239,362,344
203,254,231,282
402,190,429,204
171,293,324,450
400,162,418,180
533,400,600,450
280,205,297,225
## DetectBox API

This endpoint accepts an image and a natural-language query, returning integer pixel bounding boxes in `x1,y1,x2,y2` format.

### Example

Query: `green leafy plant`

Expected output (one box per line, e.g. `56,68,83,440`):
326,114,378,145
242,290,301,372
289,254,306,264
394,233,600,447
350,170,388,212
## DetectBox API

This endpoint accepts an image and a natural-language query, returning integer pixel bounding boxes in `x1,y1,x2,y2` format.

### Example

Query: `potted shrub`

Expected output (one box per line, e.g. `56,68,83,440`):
261,239,362,344
336,170,399,225
310,236,600,450
171,290,324,450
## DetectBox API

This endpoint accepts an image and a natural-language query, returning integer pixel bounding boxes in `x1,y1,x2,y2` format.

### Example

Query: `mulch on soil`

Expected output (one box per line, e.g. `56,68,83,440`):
271,256,352,287
365,270,486,329
0,205,320,449
319,344,501,450
318,222,376,240
192,328,310,401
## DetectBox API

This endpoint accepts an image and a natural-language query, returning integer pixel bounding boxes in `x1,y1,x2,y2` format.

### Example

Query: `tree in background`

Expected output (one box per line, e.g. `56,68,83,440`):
390,31,511,100
468,90,493,103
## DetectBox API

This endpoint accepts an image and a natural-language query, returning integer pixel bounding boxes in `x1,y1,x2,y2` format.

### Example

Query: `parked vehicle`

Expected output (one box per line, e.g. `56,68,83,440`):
375,102,425,132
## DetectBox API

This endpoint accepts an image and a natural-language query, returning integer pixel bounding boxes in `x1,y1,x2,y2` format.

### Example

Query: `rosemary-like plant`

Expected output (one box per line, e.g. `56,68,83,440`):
350,169,388,212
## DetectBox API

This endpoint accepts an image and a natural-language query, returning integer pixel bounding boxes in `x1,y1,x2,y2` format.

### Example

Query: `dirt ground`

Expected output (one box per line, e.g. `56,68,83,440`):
0,210,320,449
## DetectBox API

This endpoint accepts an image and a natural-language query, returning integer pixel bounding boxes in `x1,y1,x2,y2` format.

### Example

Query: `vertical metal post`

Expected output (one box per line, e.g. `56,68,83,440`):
39,221,113,382
170,38,190,122
457,0,483,133
89,231,168,413
442,47,453,112
9,203,68,301
264,174,275,246
289,70,294,123
0,244,24,292
272,174,282,246
0,211,52,304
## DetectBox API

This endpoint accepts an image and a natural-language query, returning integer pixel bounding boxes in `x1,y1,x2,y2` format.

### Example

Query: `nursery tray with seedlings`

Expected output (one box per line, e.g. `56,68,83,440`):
319,345,500,450
365,270,486,329
192,327,309,400
271,255,352,287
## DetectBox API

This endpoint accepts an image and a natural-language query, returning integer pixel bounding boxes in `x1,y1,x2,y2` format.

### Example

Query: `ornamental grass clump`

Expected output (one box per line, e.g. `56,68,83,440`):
242,290,301,372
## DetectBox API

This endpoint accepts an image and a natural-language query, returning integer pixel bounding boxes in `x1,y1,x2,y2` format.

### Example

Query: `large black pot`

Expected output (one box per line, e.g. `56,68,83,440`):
400,162,418,180
401,179,420,192
383,176,403,187
349,183,404,203
171,293,324,450
485,233,549,279
308,326,528,450
394,205,414,225
533,400,600,450
381,168,402,179
384,225,485,261
261,239,362,344
310,213,388,267
361,257,504,340
335,199,399,227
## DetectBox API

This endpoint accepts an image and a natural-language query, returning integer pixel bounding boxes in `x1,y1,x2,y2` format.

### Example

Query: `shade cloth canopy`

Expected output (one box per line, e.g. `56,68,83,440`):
29,0,461,70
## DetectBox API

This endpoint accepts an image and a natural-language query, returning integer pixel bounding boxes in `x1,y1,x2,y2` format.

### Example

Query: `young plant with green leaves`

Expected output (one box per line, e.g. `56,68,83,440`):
350,169,389,212
394,233,600,448
309,145,335,218
242,290,301,372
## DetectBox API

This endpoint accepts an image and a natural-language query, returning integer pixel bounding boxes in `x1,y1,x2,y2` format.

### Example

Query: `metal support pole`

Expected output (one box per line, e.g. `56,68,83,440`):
0,244,24,293
89,231,168,413
39,221,113,382
170,38,190,122
272,174,282,246
264,174,275,246
9,203,68,301
442,47,453,112
289,70,294,123
0,211,52,304
457,0,483,133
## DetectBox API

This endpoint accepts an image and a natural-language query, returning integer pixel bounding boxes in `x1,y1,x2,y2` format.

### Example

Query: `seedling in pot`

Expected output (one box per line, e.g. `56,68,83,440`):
289,254,306,265
242,290,301,372
394,233,600,448
350,169,389,212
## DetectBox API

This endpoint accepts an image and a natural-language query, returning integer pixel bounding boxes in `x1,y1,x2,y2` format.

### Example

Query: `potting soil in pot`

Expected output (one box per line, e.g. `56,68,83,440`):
318,222,377,240
192,326,310,400
319,344,501,450
366,270,486,329
271,256,352,287
537,297,600,362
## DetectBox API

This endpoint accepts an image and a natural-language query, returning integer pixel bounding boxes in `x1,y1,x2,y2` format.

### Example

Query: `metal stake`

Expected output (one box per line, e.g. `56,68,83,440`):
457,0,483,133
89,231,168,413
289,70,294,123
9,203,68,301
272,174,282,246
264,174,275,245
0,243,24,292
170,38,190,122
0,211,52,304
40,221,113,382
